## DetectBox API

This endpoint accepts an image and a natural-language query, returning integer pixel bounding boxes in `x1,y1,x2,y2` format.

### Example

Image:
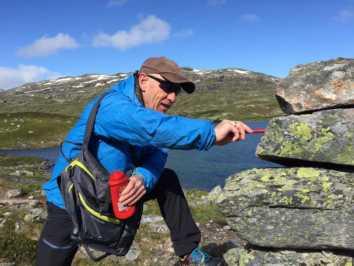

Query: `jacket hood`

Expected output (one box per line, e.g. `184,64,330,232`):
111,74,143,107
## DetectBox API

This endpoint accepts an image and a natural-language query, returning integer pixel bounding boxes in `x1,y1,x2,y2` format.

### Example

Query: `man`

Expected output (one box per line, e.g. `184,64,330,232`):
36,56,252,265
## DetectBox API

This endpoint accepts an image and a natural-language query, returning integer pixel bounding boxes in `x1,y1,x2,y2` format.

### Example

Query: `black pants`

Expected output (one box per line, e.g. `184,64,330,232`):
36,168,200,266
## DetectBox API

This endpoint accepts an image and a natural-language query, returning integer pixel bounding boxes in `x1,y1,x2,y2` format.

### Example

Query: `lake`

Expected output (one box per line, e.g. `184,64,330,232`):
0,121,281,190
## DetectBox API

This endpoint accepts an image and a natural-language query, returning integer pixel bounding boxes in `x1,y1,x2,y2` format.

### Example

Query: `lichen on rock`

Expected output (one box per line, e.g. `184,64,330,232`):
223,246,353,266
216,167,354,250
256,109,354,167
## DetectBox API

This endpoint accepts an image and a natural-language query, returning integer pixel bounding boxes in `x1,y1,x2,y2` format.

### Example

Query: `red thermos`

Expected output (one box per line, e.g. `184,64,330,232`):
109,171,136,220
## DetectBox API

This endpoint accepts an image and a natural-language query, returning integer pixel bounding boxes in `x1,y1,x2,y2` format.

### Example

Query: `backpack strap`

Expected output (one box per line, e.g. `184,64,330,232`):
59,140,81,163
59,93,108,163
81,92,141,167
83,93,109,149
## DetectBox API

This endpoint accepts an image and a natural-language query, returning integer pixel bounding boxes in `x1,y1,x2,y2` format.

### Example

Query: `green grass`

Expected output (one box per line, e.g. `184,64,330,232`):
0,155,49,195
169,88,283,121
186,190,227,225
0,89,282,122
0,112,76,149
0,178,44,196
142,189,226,225
0,216,38,266
0,155,43,167
0,91,99,117
0,181,225,265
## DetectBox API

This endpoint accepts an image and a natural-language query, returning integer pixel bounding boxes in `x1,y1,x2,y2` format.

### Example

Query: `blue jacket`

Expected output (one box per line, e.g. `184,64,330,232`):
43,74,216,208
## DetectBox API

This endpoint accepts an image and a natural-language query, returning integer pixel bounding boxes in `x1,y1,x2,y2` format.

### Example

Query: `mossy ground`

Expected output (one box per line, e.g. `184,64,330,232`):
0,155,43,167
0,215,38,266
0,157,228,265
142,189,227,225
0,189,44,265
0,155,49,197
170,88,282,121
0,112,76,149
0,192,227,266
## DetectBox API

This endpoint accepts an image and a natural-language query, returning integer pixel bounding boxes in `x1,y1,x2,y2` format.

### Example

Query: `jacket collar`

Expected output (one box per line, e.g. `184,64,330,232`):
112,73,144,107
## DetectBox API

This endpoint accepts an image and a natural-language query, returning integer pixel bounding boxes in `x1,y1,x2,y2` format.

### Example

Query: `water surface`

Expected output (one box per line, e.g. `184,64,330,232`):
0,121,281,190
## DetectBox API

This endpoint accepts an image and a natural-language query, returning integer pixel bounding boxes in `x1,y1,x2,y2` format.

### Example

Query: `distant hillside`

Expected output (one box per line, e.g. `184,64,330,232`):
0,73,126,116
0,68,282,119
174,68,282,120
0,68,283,148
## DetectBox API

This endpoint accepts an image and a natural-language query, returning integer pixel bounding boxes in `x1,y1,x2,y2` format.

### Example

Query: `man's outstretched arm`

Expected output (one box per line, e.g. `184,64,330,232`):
119,120,253,206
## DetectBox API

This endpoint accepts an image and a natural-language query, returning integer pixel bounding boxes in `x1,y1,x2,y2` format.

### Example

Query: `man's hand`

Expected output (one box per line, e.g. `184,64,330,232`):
214,120,253,145
119,175,146,206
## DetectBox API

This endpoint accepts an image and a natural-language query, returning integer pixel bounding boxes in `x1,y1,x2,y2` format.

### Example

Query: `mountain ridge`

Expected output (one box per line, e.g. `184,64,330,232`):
0,67,281,118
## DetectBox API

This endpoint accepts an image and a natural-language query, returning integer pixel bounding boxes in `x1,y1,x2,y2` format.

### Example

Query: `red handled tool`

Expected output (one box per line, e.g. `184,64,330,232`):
249,128,266,134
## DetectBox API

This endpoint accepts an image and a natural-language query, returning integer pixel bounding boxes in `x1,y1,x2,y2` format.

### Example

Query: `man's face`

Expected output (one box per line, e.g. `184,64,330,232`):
139,73,181,113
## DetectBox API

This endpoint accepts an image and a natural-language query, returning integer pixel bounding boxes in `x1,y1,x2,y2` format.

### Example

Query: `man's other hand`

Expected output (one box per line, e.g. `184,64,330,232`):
119,175,146,206
214,120,253,145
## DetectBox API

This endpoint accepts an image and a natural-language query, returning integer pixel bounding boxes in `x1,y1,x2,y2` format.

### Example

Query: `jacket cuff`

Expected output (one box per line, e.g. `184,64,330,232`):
198,120,216,150
132,168,155,192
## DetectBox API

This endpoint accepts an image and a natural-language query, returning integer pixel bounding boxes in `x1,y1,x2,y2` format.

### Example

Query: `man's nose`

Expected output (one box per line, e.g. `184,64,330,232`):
167,92,177,103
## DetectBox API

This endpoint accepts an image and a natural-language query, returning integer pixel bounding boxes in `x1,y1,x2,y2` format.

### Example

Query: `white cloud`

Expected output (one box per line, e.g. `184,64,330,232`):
17,33,79,58
240,14,260,23
93,15,171,50
333,9,354,23
107,0,128,7
0,65,61,90
207,0,226,6
173,29,194,39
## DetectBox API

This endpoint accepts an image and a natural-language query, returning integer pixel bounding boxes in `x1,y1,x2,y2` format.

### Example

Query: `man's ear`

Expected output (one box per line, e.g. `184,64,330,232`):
138,72,148,92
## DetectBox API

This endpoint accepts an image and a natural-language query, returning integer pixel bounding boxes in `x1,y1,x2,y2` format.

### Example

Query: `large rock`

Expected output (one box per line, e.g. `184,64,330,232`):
276,57,354,114
256,109,354,167
223,247,353,266
216,168,354,250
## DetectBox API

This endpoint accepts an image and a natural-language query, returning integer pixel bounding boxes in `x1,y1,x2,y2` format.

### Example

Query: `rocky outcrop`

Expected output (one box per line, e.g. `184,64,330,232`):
276,57,354,113
213,57,354,265
256,109,354,167
216,168,354,250
223,247,353,266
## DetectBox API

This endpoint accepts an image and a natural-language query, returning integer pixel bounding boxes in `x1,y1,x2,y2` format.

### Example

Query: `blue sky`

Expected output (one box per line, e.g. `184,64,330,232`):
0,0,353,89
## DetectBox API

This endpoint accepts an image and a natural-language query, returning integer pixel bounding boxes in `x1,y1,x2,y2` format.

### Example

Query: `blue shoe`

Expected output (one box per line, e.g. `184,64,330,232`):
179,247,221,265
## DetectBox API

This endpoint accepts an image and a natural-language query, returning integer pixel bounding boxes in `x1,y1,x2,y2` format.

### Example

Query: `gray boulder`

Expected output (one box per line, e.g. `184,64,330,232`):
223,247,352,266
276,57,354,114
216,168,354,250
256,109,354,167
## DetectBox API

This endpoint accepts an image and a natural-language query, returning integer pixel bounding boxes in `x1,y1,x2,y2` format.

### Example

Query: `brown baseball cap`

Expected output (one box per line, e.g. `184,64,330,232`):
140,56,195,93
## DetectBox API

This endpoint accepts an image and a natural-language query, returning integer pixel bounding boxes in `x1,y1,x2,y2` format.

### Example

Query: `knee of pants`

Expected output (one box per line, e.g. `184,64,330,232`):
159,168,180,185
40,203,76,247
142,168,182,201
36,238,78,266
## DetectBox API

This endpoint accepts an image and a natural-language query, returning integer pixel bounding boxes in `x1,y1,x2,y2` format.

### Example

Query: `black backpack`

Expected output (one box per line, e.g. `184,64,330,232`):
59,93,143,261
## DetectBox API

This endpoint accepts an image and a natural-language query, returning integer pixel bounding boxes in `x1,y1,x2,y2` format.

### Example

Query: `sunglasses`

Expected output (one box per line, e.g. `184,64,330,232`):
147,75,182,95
